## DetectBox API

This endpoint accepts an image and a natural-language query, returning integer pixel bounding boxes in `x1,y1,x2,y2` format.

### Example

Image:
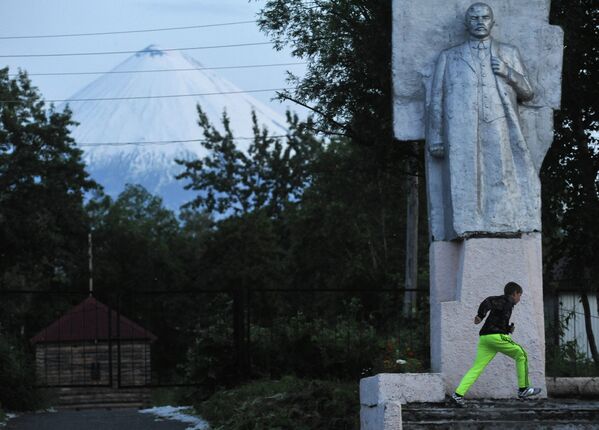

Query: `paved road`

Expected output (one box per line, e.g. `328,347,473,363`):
6,409,191,430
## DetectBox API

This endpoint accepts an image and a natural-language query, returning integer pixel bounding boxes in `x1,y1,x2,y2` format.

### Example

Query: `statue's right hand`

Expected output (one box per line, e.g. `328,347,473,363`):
428,143,445,158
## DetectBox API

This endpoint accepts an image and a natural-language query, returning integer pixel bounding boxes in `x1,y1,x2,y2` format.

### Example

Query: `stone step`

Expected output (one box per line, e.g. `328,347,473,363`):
59,395,150,404
403,406,599,422
56,402,147,410
59,393,150,400
49,387,152,408
402,399,599,429
57,387,150,393
404,420,599,430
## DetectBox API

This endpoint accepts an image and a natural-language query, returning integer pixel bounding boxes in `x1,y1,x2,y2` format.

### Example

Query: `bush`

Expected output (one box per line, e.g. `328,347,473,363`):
249,307,379,379
0,335,43,411
183,298,237,392
194,376,359,430
546,339,598,377
545,311,599,377
183,296,430,385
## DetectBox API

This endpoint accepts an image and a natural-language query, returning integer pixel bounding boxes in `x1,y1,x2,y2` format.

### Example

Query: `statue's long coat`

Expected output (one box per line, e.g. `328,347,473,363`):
427,39,540,240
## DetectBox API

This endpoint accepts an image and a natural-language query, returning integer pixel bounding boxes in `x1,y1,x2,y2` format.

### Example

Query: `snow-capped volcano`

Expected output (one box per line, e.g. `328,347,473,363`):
66,44,287,209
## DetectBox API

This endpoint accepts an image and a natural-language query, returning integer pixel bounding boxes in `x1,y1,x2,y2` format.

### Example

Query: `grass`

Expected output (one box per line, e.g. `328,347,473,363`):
193,376,359,430
150,388,181,406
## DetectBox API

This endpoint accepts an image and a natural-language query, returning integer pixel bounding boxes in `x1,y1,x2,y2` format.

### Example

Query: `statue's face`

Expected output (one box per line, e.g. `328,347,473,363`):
465,4,495,39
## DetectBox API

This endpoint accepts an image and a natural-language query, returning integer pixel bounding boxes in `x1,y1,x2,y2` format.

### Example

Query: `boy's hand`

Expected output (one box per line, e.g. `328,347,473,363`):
474,316,482,324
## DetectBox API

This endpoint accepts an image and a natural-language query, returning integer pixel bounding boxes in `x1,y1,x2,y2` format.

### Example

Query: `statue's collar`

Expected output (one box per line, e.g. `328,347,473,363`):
468,36,492,43
469,38,491,49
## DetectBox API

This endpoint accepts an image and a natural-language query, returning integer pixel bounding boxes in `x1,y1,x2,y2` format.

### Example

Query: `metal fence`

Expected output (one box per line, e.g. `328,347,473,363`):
0,287,430,388
545,288,599,375
10,286,599,386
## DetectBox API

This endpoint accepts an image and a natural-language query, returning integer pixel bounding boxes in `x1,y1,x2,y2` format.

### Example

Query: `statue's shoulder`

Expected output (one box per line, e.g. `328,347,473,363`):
442,43,467,55
494,40,520,55
435,43,465,61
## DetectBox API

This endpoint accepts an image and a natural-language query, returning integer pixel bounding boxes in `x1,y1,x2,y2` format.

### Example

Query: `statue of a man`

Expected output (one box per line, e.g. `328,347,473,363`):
427,2,540,240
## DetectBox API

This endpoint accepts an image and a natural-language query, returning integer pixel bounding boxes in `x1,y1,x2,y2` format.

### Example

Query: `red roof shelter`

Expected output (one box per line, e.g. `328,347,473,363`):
31,296,156,344
30,296,156,390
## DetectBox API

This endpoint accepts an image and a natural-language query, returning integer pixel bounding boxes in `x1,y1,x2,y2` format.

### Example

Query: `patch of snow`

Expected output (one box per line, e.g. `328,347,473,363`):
139,405,209,430
0,413,18,428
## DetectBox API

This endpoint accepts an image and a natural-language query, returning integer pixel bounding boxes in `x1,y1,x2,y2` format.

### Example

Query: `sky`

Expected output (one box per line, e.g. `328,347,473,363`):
0,0,306,116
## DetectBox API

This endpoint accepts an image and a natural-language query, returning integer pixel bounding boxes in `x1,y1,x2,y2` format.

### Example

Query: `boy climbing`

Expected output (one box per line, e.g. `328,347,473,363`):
451,282,542,406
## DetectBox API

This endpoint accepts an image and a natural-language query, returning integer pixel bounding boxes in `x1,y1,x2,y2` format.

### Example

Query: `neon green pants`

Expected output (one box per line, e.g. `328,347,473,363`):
455,334,529,396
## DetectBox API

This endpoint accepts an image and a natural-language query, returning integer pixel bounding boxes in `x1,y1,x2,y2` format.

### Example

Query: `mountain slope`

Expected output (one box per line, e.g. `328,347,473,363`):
66,45,288,209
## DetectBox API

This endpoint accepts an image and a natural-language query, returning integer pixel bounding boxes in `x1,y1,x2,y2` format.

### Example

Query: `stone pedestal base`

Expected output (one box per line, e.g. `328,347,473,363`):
360,401,402,430
359,373,445,430
430,233,547,398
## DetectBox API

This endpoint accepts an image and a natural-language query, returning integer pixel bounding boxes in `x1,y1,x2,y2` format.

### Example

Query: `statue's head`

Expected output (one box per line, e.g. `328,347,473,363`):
465,2,495,39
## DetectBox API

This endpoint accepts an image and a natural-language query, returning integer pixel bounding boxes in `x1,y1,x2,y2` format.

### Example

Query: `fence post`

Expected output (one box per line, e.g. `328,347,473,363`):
246,288,251,375
108,299,113,387
117,293,122,388
233,287,250,379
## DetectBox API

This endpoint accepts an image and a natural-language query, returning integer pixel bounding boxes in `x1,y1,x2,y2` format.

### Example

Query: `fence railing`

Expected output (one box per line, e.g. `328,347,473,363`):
6,286,597,386
544,288,599,376
0,287,430,388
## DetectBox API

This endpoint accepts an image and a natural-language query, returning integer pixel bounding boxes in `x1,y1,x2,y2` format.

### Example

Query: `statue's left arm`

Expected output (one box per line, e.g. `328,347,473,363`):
492,46,534,102
507,48,535,102
504,47,534,102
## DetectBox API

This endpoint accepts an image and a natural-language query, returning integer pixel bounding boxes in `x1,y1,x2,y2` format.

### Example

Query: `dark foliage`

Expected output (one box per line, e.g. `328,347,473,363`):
0,335,43,411
543,1,599,367
194,376,360,430
0,69,96,295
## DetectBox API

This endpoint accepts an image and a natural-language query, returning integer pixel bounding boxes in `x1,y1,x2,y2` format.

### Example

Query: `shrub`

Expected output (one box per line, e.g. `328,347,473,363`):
0,335,43,410
183,296,430,384
194,376,359,430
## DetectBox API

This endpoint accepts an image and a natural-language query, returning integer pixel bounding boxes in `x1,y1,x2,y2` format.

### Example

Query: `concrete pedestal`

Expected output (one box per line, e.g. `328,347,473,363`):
360,373,445,430
430,233,547,398
360,401,402,430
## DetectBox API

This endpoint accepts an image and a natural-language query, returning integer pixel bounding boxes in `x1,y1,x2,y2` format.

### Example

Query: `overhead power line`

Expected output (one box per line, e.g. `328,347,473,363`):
0,88,290,104
9,62,306,77
0,20,257,40
77,136,289,147
0,42,273,58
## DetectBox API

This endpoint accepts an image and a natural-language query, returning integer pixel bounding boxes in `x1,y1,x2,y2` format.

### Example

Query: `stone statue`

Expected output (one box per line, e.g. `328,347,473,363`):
426,2,540,240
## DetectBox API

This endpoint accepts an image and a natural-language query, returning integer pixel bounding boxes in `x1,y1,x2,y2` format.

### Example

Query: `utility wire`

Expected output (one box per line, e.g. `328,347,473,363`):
9,62,306,77
77,136,289,147
0,20,257,40
0,88,290,104
0,42,273,58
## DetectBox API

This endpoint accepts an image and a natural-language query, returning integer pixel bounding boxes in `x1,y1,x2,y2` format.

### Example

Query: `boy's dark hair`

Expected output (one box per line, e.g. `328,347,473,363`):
504,282,523,296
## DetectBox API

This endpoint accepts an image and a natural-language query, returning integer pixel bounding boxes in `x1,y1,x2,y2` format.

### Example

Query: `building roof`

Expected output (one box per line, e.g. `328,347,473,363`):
30,296,157,344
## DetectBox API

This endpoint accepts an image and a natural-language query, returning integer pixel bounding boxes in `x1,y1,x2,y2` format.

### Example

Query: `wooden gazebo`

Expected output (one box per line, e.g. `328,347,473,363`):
31,296,157,388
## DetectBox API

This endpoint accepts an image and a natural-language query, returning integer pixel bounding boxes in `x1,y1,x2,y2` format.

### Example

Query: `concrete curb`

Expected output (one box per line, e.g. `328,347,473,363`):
546,377,599,397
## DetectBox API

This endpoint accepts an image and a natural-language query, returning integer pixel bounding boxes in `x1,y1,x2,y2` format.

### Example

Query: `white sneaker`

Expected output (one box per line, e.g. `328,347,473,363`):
518,387,541,399
450,392,465,407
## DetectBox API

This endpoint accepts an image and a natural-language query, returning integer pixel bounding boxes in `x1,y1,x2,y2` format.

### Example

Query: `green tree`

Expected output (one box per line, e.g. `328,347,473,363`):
286,139,409,290
256,0,427,291
0,69,95,293
177,107,321,218
257,0,393,147
0,69,96,349
542,1,599,368
87,185,212,382
0,69,95,409
88,184,183,296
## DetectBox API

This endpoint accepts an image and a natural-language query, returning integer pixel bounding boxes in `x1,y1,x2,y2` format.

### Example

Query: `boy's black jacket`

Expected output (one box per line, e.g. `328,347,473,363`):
477,294,515,336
